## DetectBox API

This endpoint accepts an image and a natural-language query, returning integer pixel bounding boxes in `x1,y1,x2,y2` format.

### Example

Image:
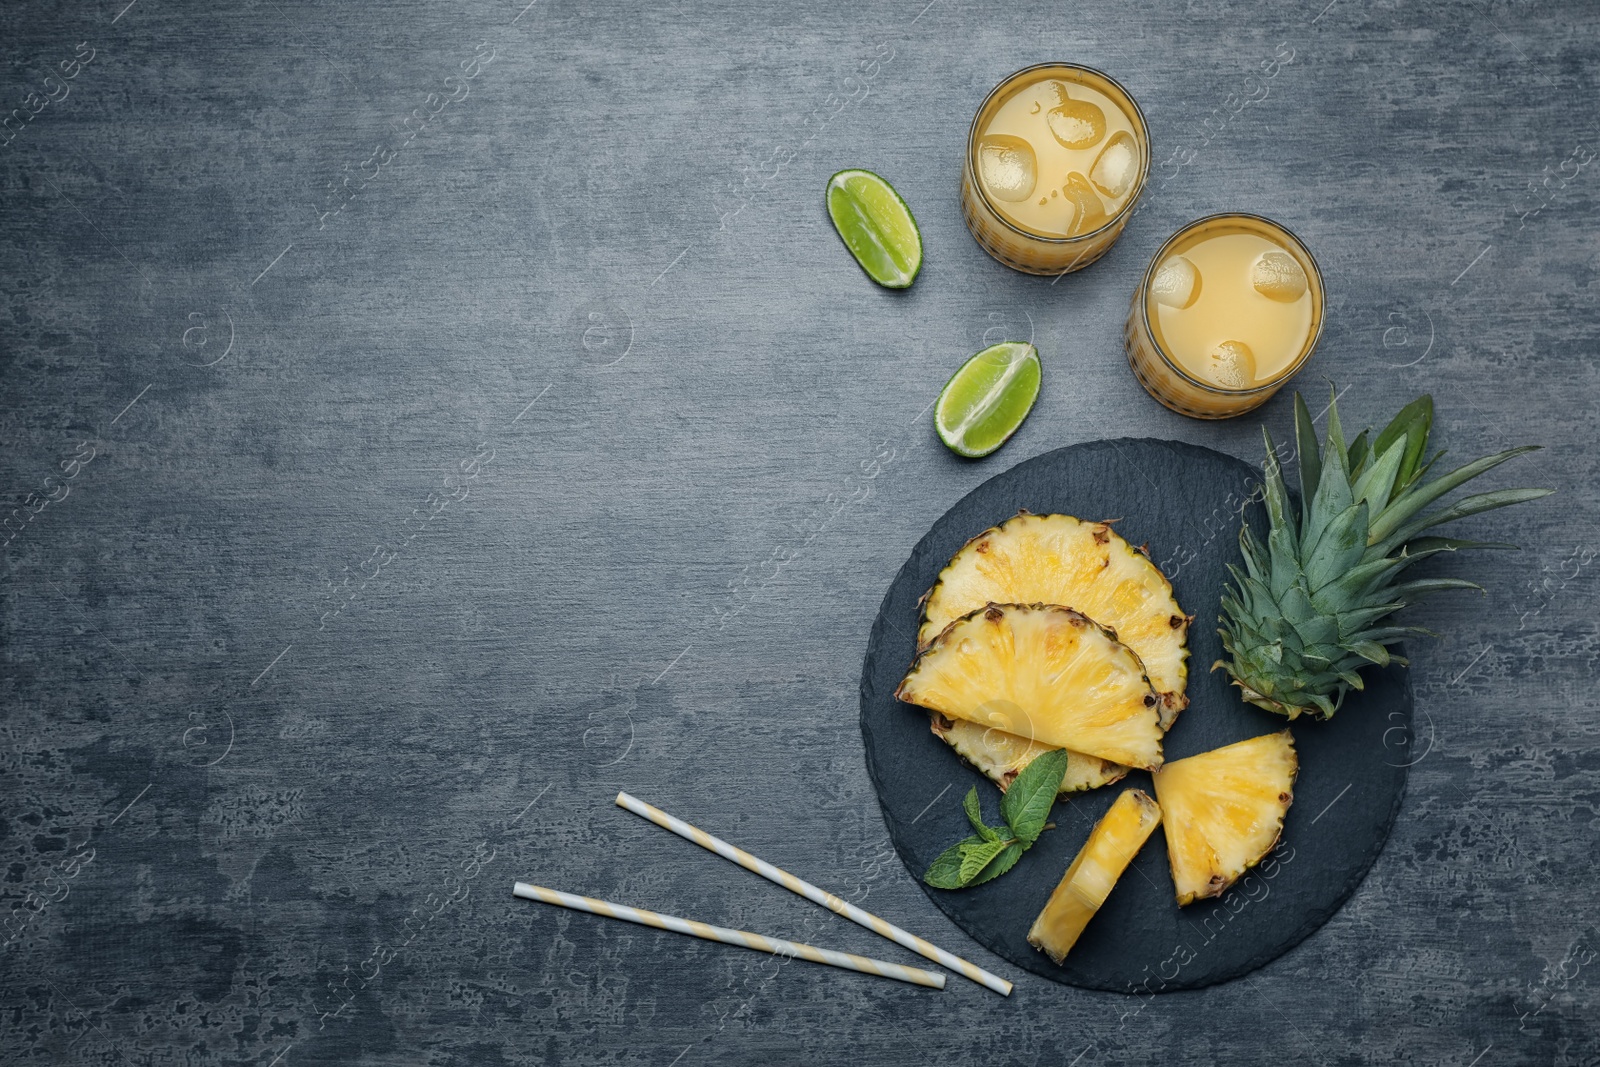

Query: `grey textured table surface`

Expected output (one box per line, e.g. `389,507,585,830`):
2,0,1596,1064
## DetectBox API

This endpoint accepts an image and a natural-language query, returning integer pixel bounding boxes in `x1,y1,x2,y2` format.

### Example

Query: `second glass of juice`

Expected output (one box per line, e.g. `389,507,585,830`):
962,64,1150,275
1124,213,1324,418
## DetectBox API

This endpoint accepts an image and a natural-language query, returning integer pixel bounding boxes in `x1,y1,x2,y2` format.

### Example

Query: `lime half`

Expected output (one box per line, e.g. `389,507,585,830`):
935,342,1042,458
826,170,922,289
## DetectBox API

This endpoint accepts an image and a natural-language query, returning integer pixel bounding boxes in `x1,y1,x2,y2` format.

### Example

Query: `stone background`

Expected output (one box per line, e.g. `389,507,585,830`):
1,0,1595,1063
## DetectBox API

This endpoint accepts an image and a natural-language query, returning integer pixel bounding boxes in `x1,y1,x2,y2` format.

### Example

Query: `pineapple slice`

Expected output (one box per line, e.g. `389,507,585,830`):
1028,789,1162,964
928,712,1128,795
918,512,1190,726
1152,730,1298,905
897,604,1164,770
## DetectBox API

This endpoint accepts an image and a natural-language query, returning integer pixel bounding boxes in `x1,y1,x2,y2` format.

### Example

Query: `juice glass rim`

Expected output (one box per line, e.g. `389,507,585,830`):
965,62,1151,247
1137,211,1327,398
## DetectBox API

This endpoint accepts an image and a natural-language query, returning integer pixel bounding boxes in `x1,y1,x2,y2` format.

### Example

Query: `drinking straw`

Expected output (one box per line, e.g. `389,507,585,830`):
511,882,945,989
614,792,1013,997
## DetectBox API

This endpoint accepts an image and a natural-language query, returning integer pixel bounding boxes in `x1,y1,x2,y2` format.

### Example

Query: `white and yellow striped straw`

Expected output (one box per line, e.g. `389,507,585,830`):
511,881,945,989
615,792,1013,997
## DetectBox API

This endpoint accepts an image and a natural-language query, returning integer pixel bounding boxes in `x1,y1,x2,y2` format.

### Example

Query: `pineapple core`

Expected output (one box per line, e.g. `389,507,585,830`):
1028,789,1162,964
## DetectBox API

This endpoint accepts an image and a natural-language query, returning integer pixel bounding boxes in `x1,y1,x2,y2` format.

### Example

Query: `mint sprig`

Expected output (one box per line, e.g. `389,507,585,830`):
964,786,1000,842
923,748,1069,890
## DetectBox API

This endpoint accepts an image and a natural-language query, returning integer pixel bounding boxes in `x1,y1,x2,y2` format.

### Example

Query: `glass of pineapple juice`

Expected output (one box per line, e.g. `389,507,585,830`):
962,63,1150,276
1124,212,1325,419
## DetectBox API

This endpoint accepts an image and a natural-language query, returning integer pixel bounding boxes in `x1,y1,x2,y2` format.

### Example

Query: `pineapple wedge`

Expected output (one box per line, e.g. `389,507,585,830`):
1028,789,1162,964
918,513,1190,725
1152,730,1298,905
897,604,1164,770
928,712,1128,795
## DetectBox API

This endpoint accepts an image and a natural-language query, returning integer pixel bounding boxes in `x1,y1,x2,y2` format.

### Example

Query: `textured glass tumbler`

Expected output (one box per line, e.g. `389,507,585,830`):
1125,212,1325,419
961,63,1150,276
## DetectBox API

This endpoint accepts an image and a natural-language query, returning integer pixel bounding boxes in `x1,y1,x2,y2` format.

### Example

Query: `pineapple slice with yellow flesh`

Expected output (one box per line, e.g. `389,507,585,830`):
1028,789,1162,964
897,604,1164,770
918,513,1190,726
929,712,1128,795
1152,730,1297,905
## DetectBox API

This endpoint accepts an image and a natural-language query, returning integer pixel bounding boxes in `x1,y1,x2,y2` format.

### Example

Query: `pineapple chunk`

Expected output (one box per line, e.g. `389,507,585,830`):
1153,731,1298,905
1028,789,1161,964
929,712,1127,795
918,512,1190,726
897,604,1164,770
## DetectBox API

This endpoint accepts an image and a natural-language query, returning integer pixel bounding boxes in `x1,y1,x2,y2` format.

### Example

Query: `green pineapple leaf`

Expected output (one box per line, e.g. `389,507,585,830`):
1403,535,1518,555
1367,446,1544,546
1347,428,1371,476
1314,555,1404,609
1267,525,1301,600
1374,538,1517,586
1304,502,1369,593
1002,747,1069,846
1376,487,1555,554
963,786,1001,842
1293,392,1322,541
1390,577,1486,600
1351,437,1407,512
1355,625,1433,644
1324,385,1350,472
1239,527,1269,584
1304,691,1339,717
1335,602,1406,637
1260,428,1299,558
1412,448,1447,487
1373,394,1433,496
1305,399,1355,556
1347,641,1391,665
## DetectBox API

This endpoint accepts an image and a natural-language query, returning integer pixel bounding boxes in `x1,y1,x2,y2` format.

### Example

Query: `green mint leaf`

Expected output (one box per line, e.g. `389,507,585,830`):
1001,748,1069,846
923,835,985,889
966,841,1024,887
963,786,1000,842
957,838,1009,884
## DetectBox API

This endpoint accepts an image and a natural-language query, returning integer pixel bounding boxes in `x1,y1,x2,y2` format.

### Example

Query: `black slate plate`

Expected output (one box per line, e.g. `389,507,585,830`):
860,439,1412,992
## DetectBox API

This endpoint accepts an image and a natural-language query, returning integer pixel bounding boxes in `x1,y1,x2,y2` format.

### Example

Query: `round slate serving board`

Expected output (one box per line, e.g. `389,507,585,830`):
860,438,1412,992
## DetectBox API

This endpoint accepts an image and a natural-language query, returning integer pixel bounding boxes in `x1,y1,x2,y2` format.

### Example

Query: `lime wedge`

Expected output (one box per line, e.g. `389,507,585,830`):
826,169,922,289
935,342,1042,458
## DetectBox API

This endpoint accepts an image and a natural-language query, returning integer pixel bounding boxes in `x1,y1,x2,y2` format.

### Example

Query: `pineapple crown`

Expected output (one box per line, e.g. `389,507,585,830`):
1217,387,1552,720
